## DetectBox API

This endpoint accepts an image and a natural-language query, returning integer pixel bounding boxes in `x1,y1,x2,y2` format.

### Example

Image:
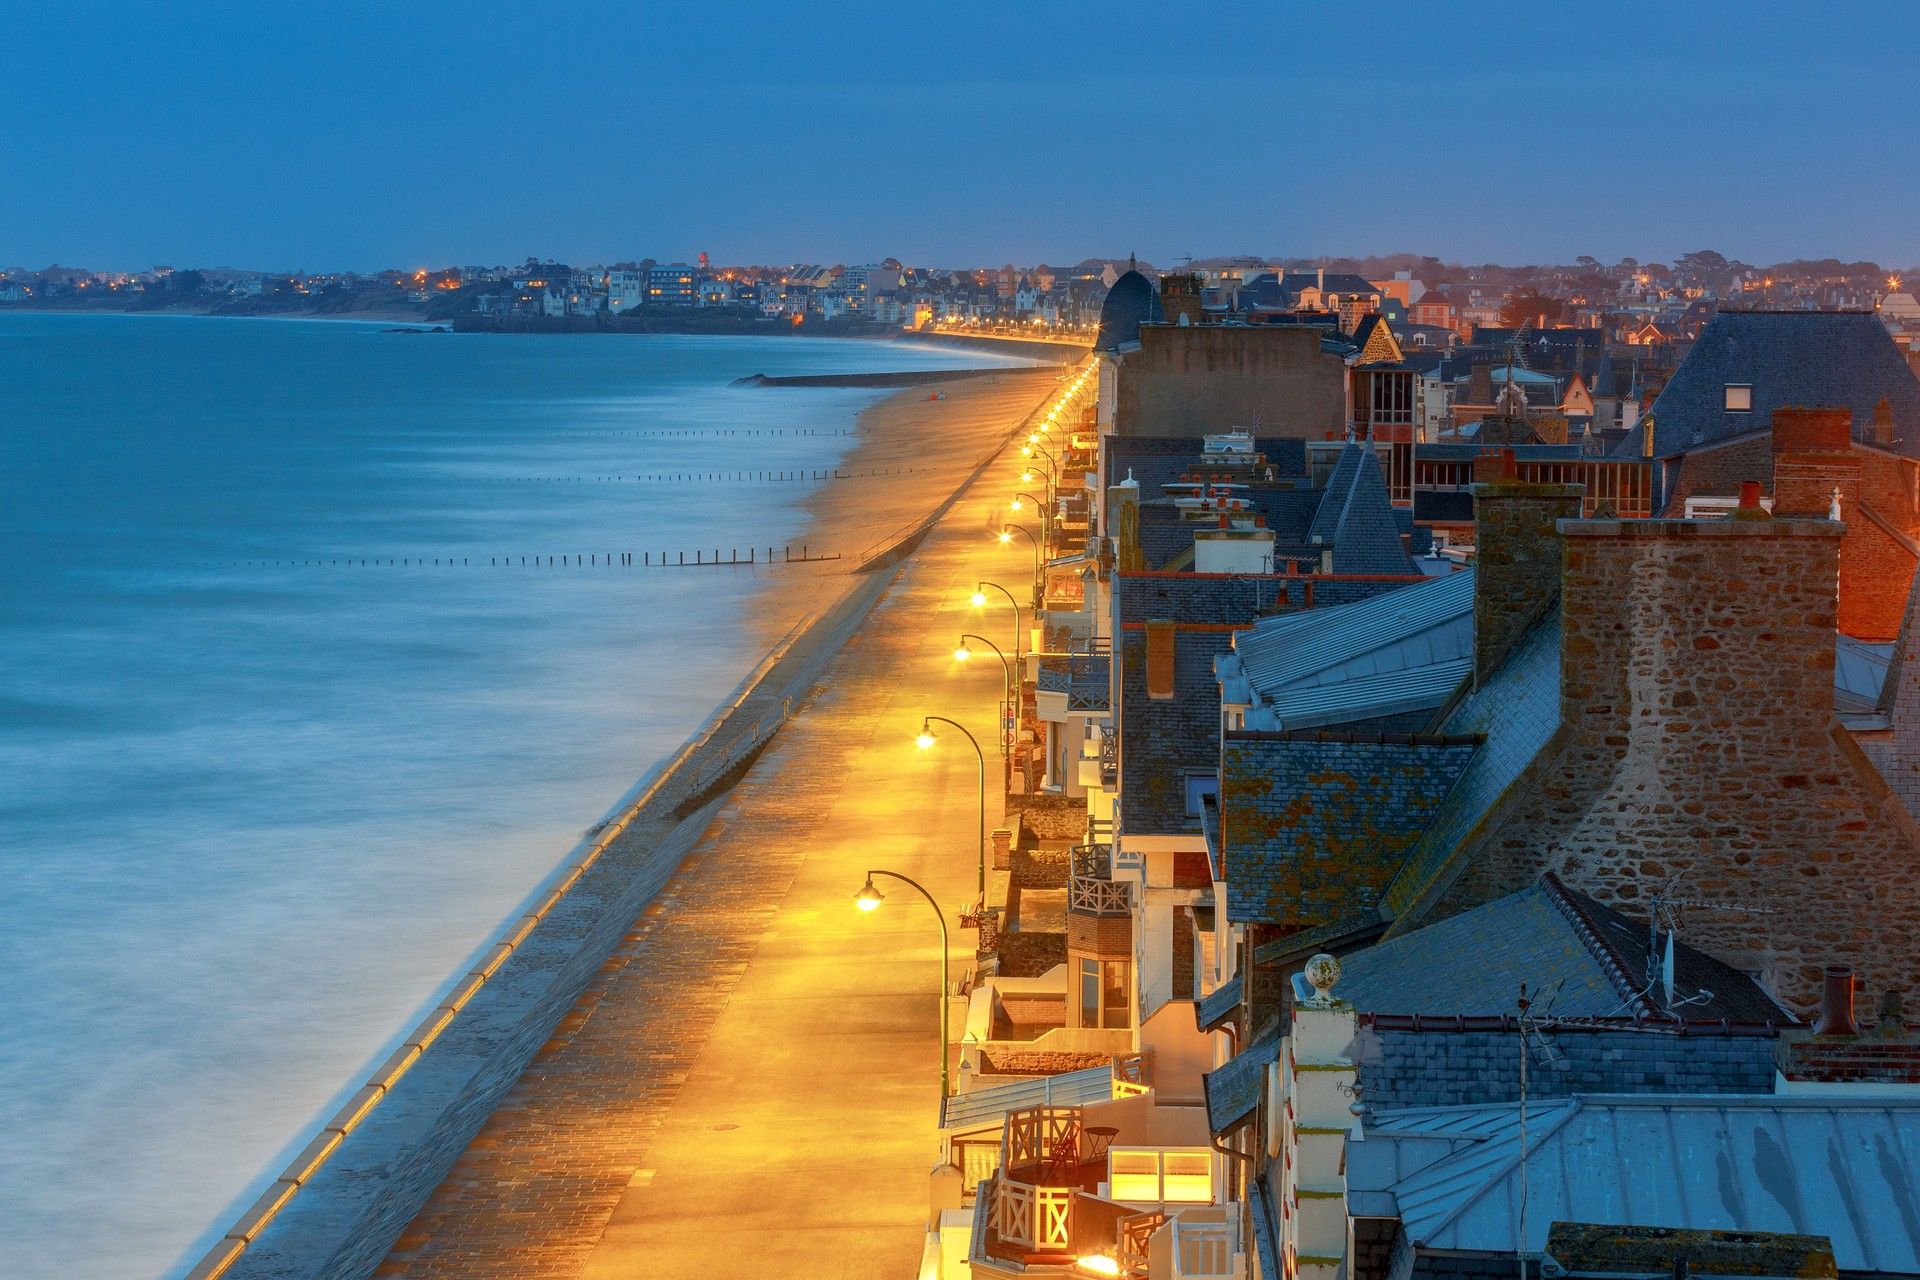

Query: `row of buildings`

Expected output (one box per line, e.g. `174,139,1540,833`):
906,268,1920,1280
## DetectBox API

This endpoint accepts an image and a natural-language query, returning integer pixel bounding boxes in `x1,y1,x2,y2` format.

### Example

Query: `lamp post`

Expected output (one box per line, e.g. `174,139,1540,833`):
954,633,1015,758
917,716,988,903
856,870,952,1100
970,580,1024,667
997,522,1043,609
1011,491,1052,546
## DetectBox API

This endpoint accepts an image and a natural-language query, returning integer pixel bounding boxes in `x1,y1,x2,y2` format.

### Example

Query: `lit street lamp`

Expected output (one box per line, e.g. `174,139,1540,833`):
970,580,1024,666
916,715,988,902
997,522,1043,608
953,633,1015,755
855,869,952,1100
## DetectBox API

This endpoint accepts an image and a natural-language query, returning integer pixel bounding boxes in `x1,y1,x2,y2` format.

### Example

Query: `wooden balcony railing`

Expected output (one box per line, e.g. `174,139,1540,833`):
988,1176,1073,1252
1119,1210,1170,1276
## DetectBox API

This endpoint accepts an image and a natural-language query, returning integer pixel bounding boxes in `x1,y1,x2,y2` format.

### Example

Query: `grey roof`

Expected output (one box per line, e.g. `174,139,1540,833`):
1195,974,1242,1033
939,1065,1113,1129
1355,1094,1920,1273
1307,442,1363,543
1642,310,1920,459
1231,568,1474,732
1328,447,1418,576
1382,613,1563,930
1335,875,1789,1024
1118,627,1234,835
1202,1031,1278,1135
1221,733,1477,926
1096,269,1163,351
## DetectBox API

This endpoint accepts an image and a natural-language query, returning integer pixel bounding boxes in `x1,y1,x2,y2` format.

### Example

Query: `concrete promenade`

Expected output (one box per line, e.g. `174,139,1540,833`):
376,426,1036,1276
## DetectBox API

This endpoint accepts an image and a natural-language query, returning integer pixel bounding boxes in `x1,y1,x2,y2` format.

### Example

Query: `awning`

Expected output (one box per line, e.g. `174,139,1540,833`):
1195,974,1242,1034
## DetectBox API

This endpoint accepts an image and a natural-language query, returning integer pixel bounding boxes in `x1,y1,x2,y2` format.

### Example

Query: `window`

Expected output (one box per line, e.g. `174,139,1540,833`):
1079,958,1129,1028
1724,384,1753,412
1108,1148,1215,1203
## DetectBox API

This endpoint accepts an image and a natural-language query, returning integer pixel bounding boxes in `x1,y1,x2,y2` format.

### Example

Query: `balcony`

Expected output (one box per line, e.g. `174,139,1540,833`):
1069,844,1130,916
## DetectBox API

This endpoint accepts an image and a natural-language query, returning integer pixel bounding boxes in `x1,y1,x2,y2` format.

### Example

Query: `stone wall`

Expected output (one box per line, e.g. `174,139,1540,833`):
1115,325,1347,439
1356,1024,1777,1110
1442,515,1920,1018
1470,478,1584,686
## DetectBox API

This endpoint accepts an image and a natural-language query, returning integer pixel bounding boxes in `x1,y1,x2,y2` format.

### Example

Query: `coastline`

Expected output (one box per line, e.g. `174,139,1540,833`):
186,357,1070,1280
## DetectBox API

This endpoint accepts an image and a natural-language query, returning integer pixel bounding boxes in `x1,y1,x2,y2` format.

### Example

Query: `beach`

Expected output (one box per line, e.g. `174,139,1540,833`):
197,348,1072,1280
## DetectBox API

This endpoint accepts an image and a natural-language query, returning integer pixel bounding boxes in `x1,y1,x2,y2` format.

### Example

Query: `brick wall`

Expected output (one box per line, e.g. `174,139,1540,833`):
1356,1025,1777,1110
1444,516,1920,1018
1663,433,1772,515
1772,407,1912,640
1781,1030,1920,1083
1067,908,1131,957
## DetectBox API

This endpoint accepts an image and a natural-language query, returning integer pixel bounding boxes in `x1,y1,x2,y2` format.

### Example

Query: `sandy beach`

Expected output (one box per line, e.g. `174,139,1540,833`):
744,364,1064,646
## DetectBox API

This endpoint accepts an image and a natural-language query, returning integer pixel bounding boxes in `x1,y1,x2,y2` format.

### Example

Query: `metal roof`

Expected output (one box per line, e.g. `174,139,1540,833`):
939,1065,1113,1130
1234,568,1474,730
1835,634,1892,715
1358,1095,1920,1274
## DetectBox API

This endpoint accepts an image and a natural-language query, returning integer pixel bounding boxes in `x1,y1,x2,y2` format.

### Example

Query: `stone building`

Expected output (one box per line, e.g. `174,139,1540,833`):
1113,324,1349,439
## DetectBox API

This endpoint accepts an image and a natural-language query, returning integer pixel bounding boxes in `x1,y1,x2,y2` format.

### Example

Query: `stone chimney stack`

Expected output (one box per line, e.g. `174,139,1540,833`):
1468,360,1494,406
1470,466,1585,687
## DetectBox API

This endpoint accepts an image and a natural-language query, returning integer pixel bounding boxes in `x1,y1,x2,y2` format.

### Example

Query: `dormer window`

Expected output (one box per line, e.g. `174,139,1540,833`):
1725,384,1753,412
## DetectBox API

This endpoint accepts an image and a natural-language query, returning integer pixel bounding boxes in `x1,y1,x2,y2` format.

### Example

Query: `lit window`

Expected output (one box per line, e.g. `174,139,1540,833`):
1108,1148,1214,1203
1725,385,1753,412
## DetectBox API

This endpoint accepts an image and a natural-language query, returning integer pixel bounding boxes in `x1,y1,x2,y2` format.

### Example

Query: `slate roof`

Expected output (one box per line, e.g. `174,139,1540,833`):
1352,1095,1920,1274
1635,310,1920,459
1095,267,1163,351
1228,568,1474,732
1220,732,1478,926
1307,442,1363,543
1381,612,1563,930
1335,875,1789,1024
1326,447,1418,576
1195,974,1243,1034
1118,626,1235,835
1116,572,1291,626
1202,1030,1279,1135
1413,489,1476,523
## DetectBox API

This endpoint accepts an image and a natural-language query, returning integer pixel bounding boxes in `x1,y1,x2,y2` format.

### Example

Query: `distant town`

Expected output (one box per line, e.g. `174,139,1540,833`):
7,252,1919,350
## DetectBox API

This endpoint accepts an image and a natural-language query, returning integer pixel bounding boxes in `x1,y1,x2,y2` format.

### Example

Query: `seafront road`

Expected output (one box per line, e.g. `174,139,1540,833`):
376,403,1044,1277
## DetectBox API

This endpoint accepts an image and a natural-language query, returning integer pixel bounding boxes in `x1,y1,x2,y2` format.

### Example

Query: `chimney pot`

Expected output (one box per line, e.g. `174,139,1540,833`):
1145,620,1175,699
1813,965,1859,1037
1218,512,1229,528
1738,480,1763,510
1500,448,1517,480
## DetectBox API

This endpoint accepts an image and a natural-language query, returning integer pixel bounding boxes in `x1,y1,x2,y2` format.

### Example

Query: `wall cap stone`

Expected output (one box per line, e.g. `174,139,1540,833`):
1557,517,1844,539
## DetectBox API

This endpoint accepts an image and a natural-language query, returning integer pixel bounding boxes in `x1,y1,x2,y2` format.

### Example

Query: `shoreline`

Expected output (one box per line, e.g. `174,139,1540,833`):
185,358,1071,1280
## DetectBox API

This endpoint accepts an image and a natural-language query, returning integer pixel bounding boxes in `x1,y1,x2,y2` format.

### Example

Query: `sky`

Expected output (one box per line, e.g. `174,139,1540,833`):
5,1,1920,272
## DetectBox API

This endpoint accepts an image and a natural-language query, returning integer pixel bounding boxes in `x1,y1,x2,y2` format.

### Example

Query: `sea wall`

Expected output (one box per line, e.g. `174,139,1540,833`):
905,331,1087,365
192,568,902,1280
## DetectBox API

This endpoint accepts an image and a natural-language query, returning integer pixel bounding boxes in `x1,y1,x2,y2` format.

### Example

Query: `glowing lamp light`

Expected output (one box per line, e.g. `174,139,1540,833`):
1010,498,1024,511
1021,446,1033,456
1076,1257,1121,1277
997,531,1013,545
856,876,883,911
1020,470,1035,483
970,591,988,608
916,728,937,750
953,643,972,663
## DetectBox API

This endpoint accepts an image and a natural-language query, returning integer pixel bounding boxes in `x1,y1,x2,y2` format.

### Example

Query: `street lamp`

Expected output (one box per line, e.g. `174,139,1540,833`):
998,521,1043,608
1012,491,1052,545
854,869,952,1100
971,580,1024,667
954,633,1015,751
916,716,988,902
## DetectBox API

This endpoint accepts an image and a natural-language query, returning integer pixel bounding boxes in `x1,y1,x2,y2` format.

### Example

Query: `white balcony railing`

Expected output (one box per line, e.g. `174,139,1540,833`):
989,1176,1073,1251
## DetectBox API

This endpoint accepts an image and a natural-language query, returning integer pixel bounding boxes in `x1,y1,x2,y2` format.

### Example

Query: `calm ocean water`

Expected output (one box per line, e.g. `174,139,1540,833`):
0,314,1007,1279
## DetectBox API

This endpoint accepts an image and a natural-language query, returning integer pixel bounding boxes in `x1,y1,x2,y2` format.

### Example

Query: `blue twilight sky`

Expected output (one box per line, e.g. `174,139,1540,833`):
5,0,1920,271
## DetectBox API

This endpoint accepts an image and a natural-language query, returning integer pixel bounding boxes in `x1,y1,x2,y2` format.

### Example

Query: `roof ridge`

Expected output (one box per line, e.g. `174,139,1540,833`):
1539,872,1656,1018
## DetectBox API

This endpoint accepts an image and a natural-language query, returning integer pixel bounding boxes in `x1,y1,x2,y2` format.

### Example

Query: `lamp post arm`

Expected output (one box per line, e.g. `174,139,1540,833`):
976,581,1024,664
866,869,952,1100
923,714,989,904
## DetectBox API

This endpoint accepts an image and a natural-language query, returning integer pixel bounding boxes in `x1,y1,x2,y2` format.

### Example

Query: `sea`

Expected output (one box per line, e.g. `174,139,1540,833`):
0,313,1012,1279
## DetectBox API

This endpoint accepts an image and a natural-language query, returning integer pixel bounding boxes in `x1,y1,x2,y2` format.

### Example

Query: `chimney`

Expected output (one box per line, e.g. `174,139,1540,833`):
1470,474,1584,687
991,827,1013,872
1874,396,1895,447
1145,620,1175,699
1813,965,1859,1037
1468,360,1494,406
